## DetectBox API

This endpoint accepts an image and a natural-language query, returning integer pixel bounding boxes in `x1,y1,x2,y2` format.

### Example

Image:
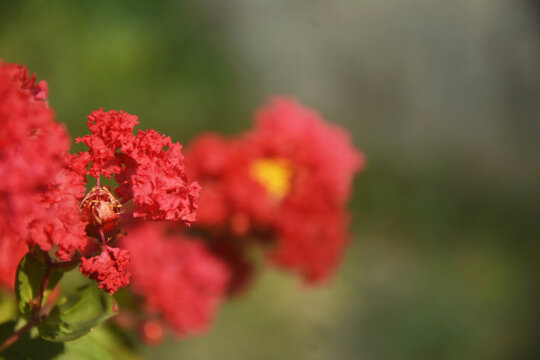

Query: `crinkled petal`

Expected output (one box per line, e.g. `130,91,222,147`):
116,130,200,223
80,246,131,294
76,109,138,178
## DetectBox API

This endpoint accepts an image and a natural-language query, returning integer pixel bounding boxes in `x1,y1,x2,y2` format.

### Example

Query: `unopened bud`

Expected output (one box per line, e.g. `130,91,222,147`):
80,186,122,239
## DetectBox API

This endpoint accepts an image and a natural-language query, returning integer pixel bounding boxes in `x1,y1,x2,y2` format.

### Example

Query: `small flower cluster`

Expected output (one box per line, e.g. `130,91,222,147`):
0,62,363,342
73,109,200,293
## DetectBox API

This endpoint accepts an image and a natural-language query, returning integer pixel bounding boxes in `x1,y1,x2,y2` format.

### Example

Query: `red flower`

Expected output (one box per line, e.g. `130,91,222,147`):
74,110,200,293
0,61,77,287
248,97,364,281
77,110,200,224
251,97,364,204
80,246,131,294
185,96,364,285
120,223,230,336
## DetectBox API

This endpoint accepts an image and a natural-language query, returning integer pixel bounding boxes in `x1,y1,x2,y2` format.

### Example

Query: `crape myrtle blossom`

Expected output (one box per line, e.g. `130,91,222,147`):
185,97,364,288
120,222,229,337
64,109,200,293
0,61,200,294
0,61,76,288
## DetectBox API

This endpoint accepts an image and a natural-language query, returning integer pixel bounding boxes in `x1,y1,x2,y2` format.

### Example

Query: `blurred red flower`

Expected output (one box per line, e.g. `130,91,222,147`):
120,222,229,337
0,61,76,288
186,97,364,287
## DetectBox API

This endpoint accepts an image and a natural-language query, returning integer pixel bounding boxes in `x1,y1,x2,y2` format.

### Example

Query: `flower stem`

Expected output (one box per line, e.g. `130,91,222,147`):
0,321,35,353
35,253,53,318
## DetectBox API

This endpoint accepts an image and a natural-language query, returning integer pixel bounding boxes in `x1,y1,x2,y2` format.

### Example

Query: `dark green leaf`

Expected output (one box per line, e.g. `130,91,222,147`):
38,284,117,342
15,253,63,317
0,320,113,360
0,320,63,359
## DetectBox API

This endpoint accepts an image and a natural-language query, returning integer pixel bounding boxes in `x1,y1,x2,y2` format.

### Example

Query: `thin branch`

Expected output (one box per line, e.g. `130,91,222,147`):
0,321,35,353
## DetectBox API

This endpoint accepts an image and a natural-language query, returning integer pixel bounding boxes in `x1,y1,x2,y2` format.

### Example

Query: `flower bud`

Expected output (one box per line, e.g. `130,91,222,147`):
80,186,121,239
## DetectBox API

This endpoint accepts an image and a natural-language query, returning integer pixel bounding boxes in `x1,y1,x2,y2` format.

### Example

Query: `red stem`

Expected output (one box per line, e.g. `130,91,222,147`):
35,253,53,318
0,321,34,353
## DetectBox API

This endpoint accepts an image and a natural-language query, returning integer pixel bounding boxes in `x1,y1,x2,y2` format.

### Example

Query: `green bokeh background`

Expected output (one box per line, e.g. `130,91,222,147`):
1,1,539,359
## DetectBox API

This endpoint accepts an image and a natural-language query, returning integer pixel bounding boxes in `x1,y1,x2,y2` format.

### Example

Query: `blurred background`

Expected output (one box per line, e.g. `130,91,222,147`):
1,0,539,359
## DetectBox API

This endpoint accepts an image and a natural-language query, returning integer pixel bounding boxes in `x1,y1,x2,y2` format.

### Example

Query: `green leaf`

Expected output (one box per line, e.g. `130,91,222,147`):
0,321,113,360
38,284,117,342
15,253,63,317
0,320,63,359
89,326,143,360
58,333,114,360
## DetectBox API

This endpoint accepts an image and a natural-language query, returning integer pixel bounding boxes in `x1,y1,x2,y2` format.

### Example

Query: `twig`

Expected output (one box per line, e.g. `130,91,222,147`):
0,321,35,353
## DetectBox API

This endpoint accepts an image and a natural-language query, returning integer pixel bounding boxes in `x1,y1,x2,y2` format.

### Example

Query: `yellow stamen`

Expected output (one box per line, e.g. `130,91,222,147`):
250,158,292,200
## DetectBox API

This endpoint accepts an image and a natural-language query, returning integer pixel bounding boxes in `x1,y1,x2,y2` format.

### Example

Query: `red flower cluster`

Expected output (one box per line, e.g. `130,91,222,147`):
120,223,229,337
185,97,364,287
0,61,74,287
73,109,200,292
0,61,200,294
80,246,131,294
77,111,200,223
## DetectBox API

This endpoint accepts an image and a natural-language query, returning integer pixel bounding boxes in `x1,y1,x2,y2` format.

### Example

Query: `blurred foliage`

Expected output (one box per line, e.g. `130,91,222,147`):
1,0,539,359
0,0,252,142
0,320,138,360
